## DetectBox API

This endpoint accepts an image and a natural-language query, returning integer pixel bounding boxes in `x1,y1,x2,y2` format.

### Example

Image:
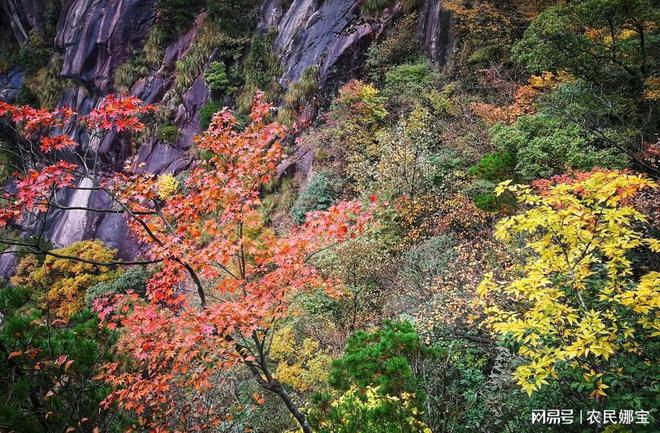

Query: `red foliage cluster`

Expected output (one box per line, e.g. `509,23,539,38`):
0,95,155,229
85,94,154,132
1,92,372,432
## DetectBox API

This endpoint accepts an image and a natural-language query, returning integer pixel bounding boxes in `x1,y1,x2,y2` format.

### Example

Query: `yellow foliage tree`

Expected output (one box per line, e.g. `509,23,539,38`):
26,240,123,320
269,325,333,393
156,173,179,200
477,170,659,396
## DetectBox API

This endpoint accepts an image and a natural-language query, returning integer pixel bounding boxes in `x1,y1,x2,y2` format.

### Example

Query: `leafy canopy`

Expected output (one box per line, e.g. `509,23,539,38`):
478,170,659,398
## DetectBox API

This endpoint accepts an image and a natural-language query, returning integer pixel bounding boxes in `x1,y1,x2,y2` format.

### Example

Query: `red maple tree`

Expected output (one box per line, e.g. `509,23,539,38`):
0,93,372,432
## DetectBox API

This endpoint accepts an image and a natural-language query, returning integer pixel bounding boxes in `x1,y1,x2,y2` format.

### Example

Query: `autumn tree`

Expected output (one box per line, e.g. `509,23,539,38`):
14,240,123,320
477,170,659,408
513,0,660,174
94,95,371,432
0,93,372,432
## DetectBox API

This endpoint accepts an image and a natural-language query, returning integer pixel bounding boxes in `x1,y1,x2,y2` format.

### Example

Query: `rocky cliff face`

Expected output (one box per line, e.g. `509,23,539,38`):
0,0,454,275
0,0,45,43
55,0,156,93
419,0,455,66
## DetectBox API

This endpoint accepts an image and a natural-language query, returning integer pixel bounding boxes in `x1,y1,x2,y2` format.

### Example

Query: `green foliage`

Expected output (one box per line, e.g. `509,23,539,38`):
383,62,435,112
0,285,126,432
311,386,431,433
512,0,658,169
473,191,500,212
243,31,281,90
22,54,68,110
429,148,464,186
237,31,282,112
113,54,148,92
468,43,510,65
490,114,624,181
17,30,51,74
154,0,205,44
361,0,418,16
204,61,232,96
85,266,149,307
166,22,226,109
143,25,169,68
207,0,259,38
468,151,515,182
279,65,318,125
366,14,422,82
0,31,19,74
426,84,459,117
360,0,391,16
400,234,455,290
329,321,432,396
311,321,437,433
199,99,223,129
384,63,433,92
513,0,657,90
291,171,338,225
156,124,181,143
14,84,39,106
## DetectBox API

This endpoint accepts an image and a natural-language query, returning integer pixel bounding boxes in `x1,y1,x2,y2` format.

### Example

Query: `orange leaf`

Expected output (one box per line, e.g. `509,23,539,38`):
64,360,75,372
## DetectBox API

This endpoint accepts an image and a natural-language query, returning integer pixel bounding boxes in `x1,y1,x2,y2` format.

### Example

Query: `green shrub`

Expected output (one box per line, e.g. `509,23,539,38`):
27,55,68,109
330,320,432,395
0,32,19,74
490,114,624,181
279,65,318,125
310,321,438,433
366,14,421,82
243,32,280,89
467,151,515,182
85,266,149,307
114,54,149,92
199,99,223,130
473,192,501,212
207,0,259,38
14,85,39,106
204,61,232,96
17,30,51,74
384,63,433,95
426,83,459,116
430,149,464,186
291,171,339,225
143,25,169,68
237,31,282,112
0,285,129,432
383,62,435,112
164,21,239,110
154,0,205,44
156,124,181,143
468,44,510,65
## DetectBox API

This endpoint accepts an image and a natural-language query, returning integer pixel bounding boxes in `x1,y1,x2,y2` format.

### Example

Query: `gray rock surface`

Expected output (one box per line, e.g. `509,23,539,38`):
0,0,455,274
274,0,360,85
0,0,45,43
0,67,23,102
55,0,156,93
418,0,455,66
